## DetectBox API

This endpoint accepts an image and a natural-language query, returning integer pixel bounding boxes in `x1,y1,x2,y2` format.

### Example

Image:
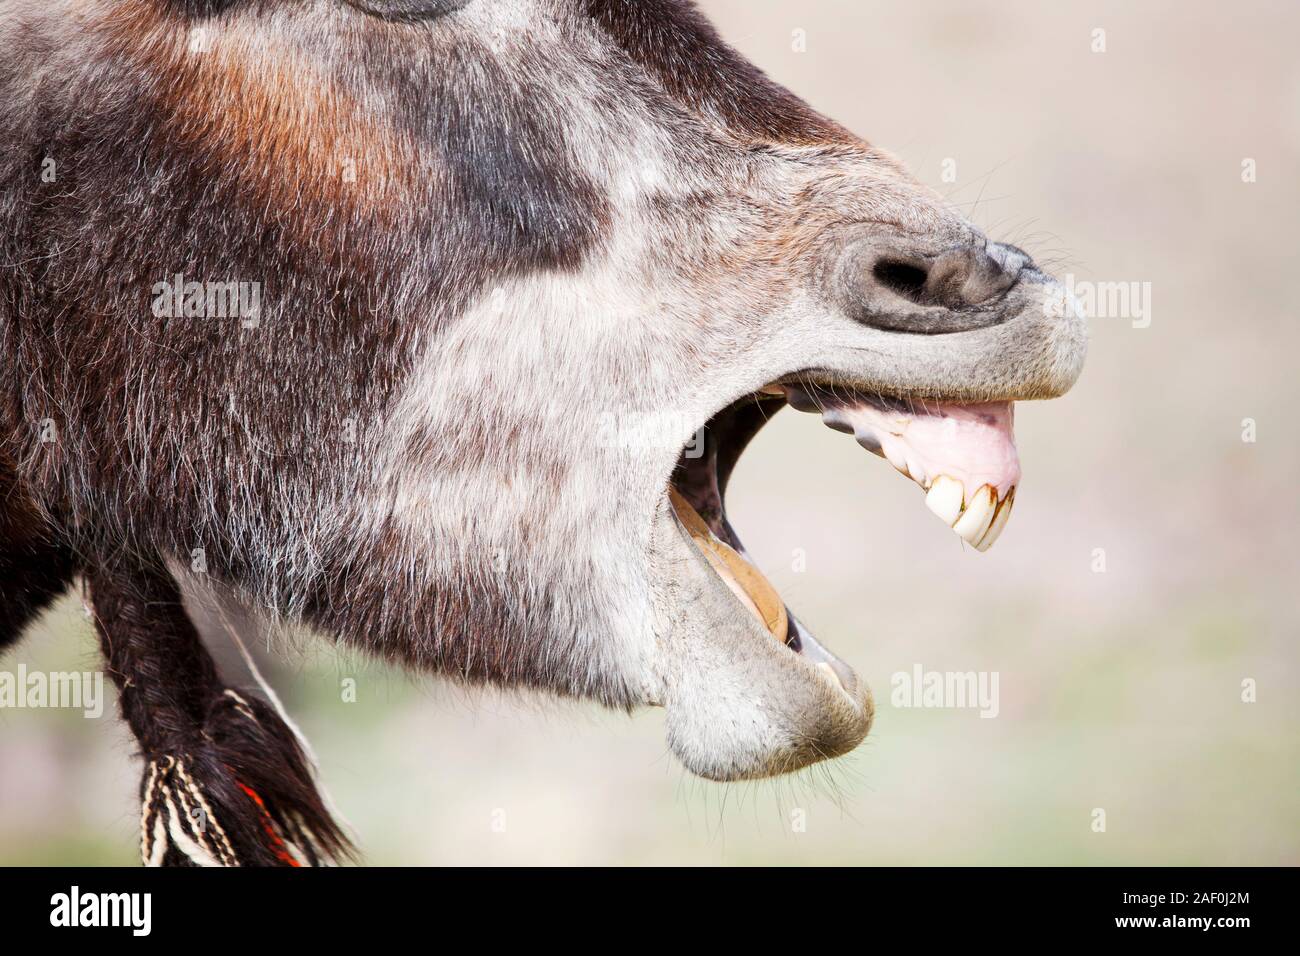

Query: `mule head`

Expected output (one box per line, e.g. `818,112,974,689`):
33,0,1086,782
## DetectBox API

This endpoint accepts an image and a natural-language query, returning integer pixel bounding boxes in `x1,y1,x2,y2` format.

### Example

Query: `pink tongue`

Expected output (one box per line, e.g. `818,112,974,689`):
784,389,1020,496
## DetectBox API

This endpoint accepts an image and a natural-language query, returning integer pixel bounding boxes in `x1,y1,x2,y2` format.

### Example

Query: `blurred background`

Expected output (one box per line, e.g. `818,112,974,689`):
2,0,1297,864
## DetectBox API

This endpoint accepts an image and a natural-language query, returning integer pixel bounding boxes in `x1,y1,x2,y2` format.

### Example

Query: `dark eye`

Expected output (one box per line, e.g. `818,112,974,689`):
342,0,471,22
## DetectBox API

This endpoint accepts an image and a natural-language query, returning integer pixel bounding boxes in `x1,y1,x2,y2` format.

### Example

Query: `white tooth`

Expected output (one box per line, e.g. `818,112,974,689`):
952,484,996,544
926,475,964,525
975,488,1015,552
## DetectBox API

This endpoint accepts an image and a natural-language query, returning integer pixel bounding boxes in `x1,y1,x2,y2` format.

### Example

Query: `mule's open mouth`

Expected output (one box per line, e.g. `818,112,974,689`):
668,378,1021,681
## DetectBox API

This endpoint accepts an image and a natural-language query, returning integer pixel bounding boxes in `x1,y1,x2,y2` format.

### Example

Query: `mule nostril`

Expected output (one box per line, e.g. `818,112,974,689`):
838,237,1027,334
872,259,930,303
892,245,1022,309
